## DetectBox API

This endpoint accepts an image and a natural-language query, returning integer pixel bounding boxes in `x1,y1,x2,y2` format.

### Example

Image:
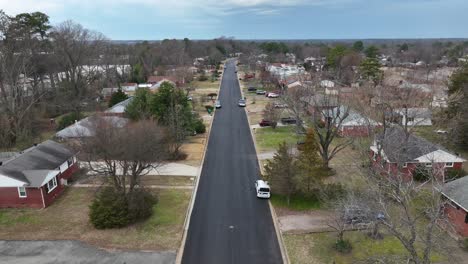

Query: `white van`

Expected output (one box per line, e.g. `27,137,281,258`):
255,180,271,199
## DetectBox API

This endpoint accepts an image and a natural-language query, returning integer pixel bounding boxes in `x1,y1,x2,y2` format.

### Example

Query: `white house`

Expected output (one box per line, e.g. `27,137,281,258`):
395,108,432,126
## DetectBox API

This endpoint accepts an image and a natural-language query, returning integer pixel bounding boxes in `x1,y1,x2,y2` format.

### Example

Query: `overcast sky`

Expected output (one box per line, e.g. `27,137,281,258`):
1,0,466,40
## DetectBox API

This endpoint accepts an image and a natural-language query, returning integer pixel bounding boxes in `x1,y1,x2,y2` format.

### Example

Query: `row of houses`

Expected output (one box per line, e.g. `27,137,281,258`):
102,75,184,99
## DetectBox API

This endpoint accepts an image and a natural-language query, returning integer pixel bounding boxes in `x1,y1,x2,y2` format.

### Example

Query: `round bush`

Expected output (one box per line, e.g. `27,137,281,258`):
57,112,83,130
193,118,206,134
127,190,158,222
334,239,352,253
89,188,130,229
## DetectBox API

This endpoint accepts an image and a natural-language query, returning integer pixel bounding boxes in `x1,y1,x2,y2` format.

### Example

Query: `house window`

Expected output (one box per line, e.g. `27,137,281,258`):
46,177,58,193
465,213,468,224
407,117,415,123
445,162,454,168
425,163,432,168
403,163,408,168
18,187,27,198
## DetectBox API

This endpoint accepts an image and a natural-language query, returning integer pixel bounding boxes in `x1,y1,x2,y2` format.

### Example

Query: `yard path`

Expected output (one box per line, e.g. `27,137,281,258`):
72,183,194,189
0,240,175,264
81,162,199,177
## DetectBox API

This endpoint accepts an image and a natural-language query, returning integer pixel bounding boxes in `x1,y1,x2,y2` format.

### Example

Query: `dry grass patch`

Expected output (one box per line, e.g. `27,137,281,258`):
0,187,191,251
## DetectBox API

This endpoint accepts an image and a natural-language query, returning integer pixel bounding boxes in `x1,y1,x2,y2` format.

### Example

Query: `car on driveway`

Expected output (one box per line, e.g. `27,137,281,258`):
281,117,298,124
274,102,288,108
215,100,221,108
259,119,276,127
248,87,257,92
255,180,271,199
266,92,279,98
238,99,246,107
256,90,266,95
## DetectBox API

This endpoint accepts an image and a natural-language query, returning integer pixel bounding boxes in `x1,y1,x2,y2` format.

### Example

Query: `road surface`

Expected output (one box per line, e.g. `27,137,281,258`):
182,60,282,264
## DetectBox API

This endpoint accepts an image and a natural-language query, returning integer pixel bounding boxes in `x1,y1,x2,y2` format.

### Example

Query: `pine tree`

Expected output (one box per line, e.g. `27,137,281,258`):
264,142,298,205
297,129,326,193
108,88,128,107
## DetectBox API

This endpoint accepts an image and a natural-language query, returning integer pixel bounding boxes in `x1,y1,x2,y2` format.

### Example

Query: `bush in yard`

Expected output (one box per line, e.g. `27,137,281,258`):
127,190,158,222
198,73,208,81
446,168,467,181
192,118,206,134
463,238,468,252
334,239,352,253
413,165,431,182
57,112,83,130
89,187,130,229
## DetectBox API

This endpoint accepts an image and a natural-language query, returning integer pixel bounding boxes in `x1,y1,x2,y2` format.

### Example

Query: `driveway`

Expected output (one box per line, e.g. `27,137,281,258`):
277,210,335,234
0,240,175,264
181,60,282,264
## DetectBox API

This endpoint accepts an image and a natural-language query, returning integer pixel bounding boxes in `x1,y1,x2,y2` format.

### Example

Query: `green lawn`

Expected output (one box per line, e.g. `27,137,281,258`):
0,187,191,251
270,193,321,211
284,231,445,264
255,126,303,152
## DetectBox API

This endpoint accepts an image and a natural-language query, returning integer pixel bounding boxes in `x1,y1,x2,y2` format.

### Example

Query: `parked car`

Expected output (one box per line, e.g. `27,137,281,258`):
274,102,288,108
259,119,276,127
187,96,193,101
254,180,271,199
248,87,257,92
238,99,246,107
281,117,297,124
256,90,266,95
215,100,221,108
267,92,279,98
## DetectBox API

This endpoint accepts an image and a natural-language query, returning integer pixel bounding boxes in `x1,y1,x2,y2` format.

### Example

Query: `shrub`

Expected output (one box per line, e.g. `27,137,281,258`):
89,188,130,229
192,118,206,134
334,239,352,253
57,112,83,130
127,190,158,222
320,183,346,202
198,74,208,81
108,89,128,107
90,188,158,229
446,168,467,181
413,166,431,182
463,238,468,252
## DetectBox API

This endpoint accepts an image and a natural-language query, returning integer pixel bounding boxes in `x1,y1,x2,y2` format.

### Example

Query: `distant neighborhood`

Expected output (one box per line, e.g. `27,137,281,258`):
0,8,468,264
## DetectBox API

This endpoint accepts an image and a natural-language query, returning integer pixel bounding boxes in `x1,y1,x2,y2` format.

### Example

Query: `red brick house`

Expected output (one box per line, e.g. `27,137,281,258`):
370,127,465,179
441,176,468,237
0,140,79,208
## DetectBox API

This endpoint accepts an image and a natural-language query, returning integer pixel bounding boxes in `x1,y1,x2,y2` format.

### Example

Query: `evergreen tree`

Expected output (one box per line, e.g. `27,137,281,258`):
108,88,128,107
264,142,298,205
125,88,152,120
296,129,326,193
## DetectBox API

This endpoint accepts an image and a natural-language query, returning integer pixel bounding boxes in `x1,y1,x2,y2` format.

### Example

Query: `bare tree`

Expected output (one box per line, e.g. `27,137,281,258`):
263,102,281,128
78,117,169,194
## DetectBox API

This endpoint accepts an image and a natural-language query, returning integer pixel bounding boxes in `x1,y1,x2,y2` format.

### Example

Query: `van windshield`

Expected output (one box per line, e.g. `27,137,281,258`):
259,188,270,192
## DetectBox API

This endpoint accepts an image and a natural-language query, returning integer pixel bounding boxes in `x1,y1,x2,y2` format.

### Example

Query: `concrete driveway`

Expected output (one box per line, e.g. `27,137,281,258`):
0,240,175,264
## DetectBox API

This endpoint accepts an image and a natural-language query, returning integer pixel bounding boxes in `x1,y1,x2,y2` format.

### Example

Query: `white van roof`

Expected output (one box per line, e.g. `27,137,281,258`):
256,180,270,189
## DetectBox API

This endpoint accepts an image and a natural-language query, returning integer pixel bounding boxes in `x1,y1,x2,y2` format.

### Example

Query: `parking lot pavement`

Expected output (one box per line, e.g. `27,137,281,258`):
0,240,175,264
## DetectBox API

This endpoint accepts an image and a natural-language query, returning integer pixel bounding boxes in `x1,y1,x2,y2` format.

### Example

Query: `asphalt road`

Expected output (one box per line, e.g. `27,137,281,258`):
182,60,282,264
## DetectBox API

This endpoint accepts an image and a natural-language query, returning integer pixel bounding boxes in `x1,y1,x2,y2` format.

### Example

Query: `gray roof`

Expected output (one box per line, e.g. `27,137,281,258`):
442,176,468,211
377,127,441,163
55,115,128,138
105,97,133,114
0,140,74,186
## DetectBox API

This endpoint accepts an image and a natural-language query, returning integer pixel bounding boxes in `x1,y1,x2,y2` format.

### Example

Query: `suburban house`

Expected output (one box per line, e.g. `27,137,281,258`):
440,176,468,237
323,106,381,137
147,76,183,87
101,87,119,100
370,127,465,179
120,83,138,95
0,140,78,208
394,108,432,126
55,115,128,139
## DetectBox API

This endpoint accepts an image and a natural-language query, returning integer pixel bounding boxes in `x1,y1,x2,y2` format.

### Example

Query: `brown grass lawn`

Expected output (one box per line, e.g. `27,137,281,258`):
0,187,191,251
79,175,195,187
180,134,207,167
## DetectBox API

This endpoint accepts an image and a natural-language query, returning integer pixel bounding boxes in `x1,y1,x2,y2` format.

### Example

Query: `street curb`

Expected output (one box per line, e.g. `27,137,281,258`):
236,65,290,264
175,61,226,264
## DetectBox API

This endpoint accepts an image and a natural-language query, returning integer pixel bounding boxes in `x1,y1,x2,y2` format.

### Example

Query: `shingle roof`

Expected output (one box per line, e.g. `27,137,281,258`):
442,176,468,211
377,127,441,163
0,140,74,186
